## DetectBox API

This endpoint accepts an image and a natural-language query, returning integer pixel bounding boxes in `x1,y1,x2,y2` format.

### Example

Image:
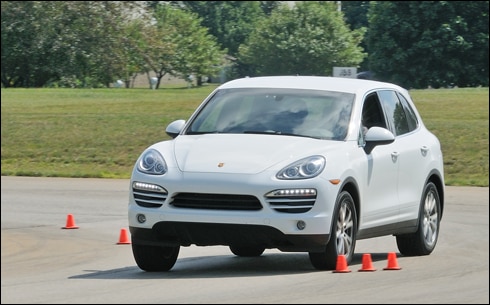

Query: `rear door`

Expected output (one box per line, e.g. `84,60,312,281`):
377,90,424,224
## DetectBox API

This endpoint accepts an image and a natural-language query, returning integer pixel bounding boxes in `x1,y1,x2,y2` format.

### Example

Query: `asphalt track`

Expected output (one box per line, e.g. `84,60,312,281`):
1,176,488,304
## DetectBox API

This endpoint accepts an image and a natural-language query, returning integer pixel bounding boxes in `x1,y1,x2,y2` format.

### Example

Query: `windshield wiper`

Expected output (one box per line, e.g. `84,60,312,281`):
243,130,279,134
243,130,319,139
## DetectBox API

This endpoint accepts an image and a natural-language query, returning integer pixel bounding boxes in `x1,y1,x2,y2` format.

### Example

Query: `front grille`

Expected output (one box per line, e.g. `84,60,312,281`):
133,189,167,208
266,195,316,213
170,193,262,211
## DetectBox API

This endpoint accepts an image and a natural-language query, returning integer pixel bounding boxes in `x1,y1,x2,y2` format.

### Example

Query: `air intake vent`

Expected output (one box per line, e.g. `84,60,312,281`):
266,196,316,213
133,189,166,208
170,193,262,210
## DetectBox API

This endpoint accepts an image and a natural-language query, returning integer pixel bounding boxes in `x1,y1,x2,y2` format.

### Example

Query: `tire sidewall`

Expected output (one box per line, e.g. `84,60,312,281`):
325,191,357,263
418,182,441,253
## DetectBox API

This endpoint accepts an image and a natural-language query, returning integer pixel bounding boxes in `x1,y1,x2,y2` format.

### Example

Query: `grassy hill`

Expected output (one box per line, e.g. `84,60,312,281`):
1,85,488,186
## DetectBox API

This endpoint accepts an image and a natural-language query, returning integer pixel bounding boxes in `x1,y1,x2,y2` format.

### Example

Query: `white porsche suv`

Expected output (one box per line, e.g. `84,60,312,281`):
128,76,445,271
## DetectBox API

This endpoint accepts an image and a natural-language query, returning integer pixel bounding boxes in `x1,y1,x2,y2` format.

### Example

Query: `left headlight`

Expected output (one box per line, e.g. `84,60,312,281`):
276,155,325,180
137,149,167,175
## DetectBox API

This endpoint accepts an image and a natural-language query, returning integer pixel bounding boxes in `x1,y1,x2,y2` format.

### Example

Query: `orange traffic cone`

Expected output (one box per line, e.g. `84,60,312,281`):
383,252,402,270
117,228,131,244
358,253,376,272
62,214,79,229
333,254,351,273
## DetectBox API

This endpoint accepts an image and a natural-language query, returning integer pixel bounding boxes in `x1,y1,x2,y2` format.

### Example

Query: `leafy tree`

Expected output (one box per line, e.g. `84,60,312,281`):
1,1,61,87
341,1,370,30
238,1,366,76
367,1,489,88
259,1,282,16
67,1,134,88
340,1,370,71
148,3,227,88
1,1,145,88
169,1,267,78
170,1,264,56
118,18,166,88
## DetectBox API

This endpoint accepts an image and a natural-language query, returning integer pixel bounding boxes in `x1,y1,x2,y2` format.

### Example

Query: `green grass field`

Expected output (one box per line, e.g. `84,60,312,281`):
1,85,488,186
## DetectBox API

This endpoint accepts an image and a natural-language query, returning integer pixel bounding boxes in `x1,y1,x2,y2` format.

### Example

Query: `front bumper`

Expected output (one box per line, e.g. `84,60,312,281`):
130,222,330,252
128,170,339,252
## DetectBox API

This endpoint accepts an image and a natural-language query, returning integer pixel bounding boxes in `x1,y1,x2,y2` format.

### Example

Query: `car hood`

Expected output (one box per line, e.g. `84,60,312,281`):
172,134,337,174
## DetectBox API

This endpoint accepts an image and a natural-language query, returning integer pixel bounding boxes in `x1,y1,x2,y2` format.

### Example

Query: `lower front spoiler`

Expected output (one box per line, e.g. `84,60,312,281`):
130,221,330,252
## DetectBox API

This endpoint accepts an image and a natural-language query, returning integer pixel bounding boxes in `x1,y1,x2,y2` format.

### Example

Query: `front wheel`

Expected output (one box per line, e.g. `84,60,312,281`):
309,191,357,270
132,243,180,272
396,182,441,256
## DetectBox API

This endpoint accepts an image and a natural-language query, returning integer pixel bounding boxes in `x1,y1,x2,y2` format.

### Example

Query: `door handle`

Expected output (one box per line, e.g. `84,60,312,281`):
391,152,399,162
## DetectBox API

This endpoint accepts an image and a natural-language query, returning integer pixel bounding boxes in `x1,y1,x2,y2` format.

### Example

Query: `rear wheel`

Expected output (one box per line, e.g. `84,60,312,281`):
396,182,441,256
229,245,265,257
309,191,357,270
132,243,180,272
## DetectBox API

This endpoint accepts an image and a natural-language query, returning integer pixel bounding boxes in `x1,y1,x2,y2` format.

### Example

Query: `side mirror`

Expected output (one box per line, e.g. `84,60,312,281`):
166,119,186,138
363,126,395,154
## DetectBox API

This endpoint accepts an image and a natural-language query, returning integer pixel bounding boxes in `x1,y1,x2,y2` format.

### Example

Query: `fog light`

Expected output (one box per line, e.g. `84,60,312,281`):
296,220,306,230
137,213,146,224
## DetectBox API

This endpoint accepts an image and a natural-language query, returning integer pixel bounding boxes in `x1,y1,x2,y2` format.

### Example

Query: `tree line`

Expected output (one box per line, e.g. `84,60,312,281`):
1,1,488,89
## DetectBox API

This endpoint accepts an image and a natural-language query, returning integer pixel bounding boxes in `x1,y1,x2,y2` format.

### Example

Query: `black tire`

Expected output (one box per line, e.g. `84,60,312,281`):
309,191,357,270
132,243,180,272
229,245,265,257
396,182,441,256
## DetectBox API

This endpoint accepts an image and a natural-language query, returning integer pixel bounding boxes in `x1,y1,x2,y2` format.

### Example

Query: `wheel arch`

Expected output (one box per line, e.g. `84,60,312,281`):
426,169,445,219
339,178,361,230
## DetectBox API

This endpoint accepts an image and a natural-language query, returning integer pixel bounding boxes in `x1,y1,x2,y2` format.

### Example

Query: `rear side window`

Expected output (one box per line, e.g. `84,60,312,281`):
378,90,411,136
396,92,419,132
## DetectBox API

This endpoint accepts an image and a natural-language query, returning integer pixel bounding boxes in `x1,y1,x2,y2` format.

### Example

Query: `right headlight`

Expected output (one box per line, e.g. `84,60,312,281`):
137,149,167,175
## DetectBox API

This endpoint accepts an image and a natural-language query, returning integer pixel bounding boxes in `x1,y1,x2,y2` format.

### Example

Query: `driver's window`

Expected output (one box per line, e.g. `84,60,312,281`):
362,93,387,130
359,93,387,145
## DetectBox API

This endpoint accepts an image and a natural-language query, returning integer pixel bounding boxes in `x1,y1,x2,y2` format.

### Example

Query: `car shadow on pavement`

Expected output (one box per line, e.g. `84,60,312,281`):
69,251,399,279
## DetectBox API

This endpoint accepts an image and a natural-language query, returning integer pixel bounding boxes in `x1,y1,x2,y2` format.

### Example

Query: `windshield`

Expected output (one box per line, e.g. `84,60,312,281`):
186,88,355,140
